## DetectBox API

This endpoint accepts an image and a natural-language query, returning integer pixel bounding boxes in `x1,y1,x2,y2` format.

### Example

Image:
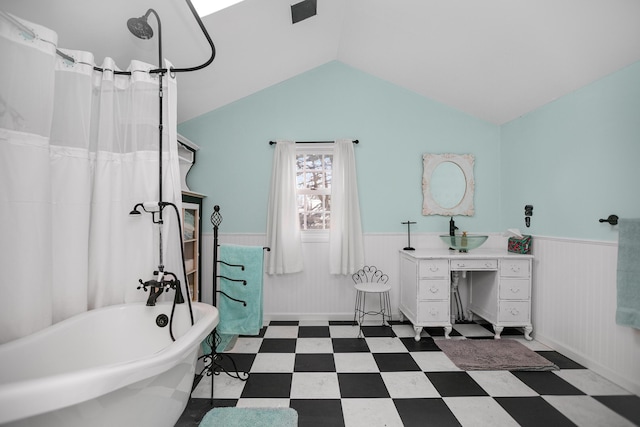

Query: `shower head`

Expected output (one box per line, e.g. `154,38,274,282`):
129,202,161,215
129,203,143,215
127,12,154,40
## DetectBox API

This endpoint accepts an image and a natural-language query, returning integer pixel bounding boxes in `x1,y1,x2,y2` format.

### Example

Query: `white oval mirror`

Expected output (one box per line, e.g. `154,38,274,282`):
422,153,475,216
430,161,466,209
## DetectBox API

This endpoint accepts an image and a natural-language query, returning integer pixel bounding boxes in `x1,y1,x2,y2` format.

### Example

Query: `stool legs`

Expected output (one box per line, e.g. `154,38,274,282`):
353,291,392,339
382,291,392,326
353,290,362,325
354,290,366,338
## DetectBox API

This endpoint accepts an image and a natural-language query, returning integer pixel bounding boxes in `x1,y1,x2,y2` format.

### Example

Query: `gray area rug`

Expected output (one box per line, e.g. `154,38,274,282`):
436,338,559,371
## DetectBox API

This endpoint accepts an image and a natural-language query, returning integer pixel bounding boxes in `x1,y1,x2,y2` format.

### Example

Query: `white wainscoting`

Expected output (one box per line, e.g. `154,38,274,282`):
200,232,639,395
201,233,408,322
201,232,506,322
531,236,639,395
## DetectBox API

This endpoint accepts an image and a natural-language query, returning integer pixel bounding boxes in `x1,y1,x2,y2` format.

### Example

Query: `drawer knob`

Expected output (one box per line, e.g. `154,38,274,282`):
510,288,520,293
511,266,520,272
430,286,439,293
485,262,493,267
429,266,439,272
430,308,439,316
509,308,520,315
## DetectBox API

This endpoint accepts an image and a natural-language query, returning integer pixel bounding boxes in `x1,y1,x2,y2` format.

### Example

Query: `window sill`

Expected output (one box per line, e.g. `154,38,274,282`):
301,230,329,243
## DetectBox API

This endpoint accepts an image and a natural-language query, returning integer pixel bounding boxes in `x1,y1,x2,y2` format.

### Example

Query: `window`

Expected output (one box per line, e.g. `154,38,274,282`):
191,0,246,17
296,146,333,230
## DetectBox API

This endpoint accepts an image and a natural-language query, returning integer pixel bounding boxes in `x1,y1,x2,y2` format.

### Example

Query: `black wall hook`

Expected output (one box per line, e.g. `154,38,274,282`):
598,214,619,225
524,204,533,228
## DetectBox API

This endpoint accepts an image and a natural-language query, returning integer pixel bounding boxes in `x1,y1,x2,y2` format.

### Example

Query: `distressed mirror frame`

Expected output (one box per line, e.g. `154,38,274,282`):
422,153,475,216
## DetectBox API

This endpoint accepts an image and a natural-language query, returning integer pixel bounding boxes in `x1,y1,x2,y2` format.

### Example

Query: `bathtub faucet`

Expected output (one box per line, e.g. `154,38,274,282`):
137,271,185,306
138,278,164,306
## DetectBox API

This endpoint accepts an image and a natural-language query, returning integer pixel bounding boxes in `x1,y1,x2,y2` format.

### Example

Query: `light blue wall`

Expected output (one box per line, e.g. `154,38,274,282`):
501,61,640,241
179,61,501,234
179,60,640,239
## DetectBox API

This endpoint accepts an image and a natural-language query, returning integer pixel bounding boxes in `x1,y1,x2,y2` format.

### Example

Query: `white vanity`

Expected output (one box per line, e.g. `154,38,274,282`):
399,248,533,341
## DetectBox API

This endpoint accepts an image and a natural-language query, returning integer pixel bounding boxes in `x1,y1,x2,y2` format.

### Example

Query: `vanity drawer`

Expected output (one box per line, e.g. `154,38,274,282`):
417,301,449,322
450,259,497,271
499,279,530,300
418,279,449,300
419,260,449,278
498,301,529,322
500,260,530,278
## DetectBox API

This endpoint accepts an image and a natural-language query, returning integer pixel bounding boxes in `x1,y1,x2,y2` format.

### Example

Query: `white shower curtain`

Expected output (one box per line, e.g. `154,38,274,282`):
329,139,364,275
0,13,183,344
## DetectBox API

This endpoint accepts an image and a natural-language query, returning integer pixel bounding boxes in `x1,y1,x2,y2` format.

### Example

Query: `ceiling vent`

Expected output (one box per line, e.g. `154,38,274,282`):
291,0,317,24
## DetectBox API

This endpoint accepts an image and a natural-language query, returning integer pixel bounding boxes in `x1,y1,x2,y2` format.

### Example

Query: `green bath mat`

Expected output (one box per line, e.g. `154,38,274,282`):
199,407,298,427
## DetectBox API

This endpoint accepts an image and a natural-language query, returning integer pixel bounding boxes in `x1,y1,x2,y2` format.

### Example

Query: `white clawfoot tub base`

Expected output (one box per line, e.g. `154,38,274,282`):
0,302,219,427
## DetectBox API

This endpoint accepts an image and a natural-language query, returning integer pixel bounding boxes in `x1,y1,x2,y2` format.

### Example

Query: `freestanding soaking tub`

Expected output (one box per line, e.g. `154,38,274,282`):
0,302,219,427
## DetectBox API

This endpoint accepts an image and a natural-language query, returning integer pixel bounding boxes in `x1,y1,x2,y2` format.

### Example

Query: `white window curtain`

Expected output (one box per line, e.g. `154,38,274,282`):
0,13,183,343
266,140,304,274
329,139,365,275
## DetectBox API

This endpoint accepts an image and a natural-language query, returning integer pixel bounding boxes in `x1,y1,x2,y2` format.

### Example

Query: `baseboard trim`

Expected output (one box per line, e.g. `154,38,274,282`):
535,333,640,396
262,311,402,323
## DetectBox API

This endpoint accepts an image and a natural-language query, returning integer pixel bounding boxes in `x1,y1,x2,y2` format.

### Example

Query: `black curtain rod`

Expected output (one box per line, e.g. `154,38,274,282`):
268,140,359,145
89,0,215,76
3,0,215,76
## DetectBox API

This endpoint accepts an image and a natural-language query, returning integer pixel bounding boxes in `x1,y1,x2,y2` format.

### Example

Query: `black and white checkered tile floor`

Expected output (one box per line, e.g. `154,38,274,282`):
177,321,640,427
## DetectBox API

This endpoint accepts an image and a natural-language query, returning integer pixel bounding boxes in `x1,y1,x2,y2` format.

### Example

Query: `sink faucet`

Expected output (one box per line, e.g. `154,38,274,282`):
449,217,459,236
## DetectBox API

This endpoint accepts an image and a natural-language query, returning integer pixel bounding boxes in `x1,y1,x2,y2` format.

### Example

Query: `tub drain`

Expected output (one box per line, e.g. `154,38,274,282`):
156,314,169,328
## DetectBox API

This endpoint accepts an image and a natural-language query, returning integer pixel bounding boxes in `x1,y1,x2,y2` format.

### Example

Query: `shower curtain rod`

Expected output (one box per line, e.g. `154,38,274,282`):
1,0,215,76
0,11,80,65
268,140,359,145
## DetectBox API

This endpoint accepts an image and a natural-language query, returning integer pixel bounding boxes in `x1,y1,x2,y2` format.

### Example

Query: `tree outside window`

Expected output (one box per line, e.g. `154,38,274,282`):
296,151,332,230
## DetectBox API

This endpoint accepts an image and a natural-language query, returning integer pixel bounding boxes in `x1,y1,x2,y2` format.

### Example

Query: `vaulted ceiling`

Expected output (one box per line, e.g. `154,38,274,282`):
3,0,640,125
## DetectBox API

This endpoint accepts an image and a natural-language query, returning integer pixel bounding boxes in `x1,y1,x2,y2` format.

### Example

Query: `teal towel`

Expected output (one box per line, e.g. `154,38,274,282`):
217,244,264,337
616,218,640,329
199,407,298,427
